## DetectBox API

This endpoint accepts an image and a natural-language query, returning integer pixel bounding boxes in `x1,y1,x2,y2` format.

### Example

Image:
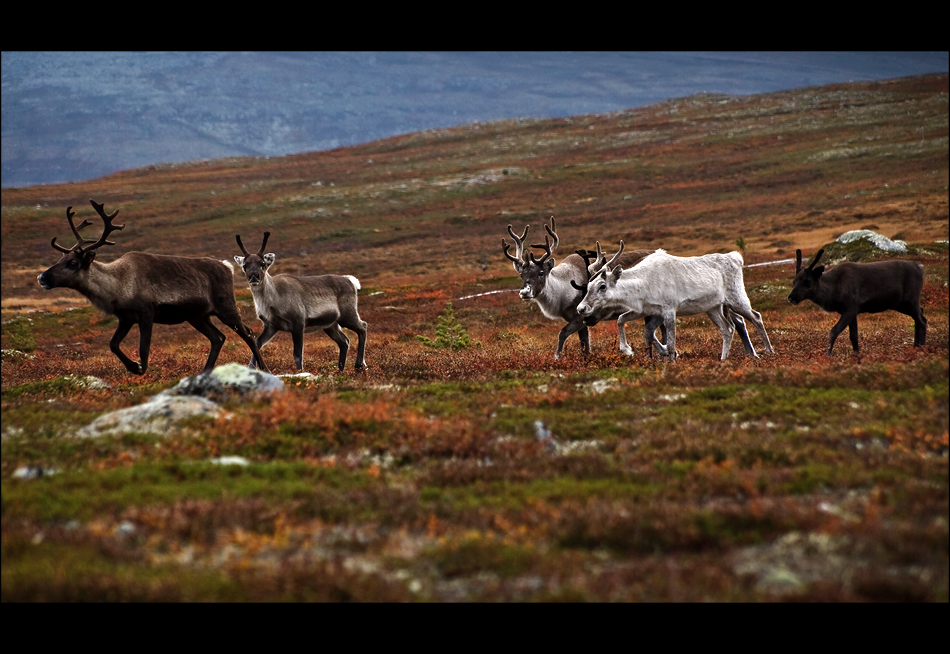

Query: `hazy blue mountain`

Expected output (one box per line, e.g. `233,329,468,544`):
2,51,947,188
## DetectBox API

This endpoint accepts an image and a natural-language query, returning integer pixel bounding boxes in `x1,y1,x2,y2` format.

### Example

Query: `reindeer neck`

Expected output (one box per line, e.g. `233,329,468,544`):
71,260,127,315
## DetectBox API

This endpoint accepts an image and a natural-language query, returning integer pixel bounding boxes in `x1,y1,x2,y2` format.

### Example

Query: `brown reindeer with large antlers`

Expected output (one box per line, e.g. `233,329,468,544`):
37,199,269,375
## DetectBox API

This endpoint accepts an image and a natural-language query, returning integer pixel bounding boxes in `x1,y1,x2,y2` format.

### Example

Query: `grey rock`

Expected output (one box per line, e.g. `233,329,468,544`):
836,229,907,253
12,466,59,479
163,362,285,400
77,394,225,438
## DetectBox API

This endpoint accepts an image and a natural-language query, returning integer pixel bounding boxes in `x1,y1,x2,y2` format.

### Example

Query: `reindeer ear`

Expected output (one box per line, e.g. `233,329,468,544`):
610,266,623,281
263,253,276,267
81,251,96,269
813,265,824,276
234,255,245,267
543,257,555,271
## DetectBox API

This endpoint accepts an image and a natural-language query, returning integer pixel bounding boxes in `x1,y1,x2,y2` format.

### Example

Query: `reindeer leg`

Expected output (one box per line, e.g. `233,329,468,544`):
354,320,368,370
249,323,279,368
188,318,226,373
644,315,664,358
827,312,857,355
291,326,305,371
617,311,641,356
914,308,927,347
578,325,591,355
848,317,860,353
706,307,735,361
726,309,756,357
730,303,772,354
340,313,369,371
110,318,144,375
324,324,350,371
137,320,153,374
215,306,270,374
556,315,588,359
658,311,677,359
897,302,927,347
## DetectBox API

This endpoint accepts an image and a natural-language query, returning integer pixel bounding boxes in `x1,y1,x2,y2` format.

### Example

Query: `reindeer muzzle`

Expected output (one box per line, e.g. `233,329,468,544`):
37,273,52,290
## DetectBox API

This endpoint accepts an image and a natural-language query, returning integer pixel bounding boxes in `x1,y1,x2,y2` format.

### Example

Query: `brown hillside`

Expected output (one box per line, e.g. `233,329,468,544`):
3,73,947,309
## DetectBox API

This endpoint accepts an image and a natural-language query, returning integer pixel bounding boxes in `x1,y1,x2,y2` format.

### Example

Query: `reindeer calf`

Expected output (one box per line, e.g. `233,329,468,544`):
234,232,368,371
788,248,926,354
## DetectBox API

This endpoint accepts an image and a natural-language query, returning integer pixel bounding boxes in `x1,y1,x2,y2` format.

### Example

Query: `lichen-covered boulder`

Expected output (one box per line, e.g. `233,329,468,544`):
164,362,285,401
836,230,907,253
77,394,226,438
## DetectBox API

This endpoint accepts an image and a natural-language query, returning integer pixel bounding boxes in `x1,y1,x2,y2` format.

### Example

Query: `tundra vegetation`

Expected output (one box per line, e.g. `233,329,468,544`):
2,74,948,602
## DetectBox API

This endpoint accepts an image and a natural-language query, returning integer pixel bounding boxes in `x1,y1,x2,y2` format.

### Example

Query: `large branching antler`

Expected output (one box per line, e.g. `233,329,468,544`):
84,199,125,252
50,206,95,253
502,224,530,270
529,216,559,265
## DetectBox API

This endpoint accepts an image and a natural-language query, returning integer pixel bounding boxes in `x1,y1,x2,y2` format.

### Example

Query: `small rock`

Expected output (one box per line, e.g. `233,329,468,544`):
759,567,805,592
209,456,250,466
534,420,558,452
115,521,137,537
12,466,59,479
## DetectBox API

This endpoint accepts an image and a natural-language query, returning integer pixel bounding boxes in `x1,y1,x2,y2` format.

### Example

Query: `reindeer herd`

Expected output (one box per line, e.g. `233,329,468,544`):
37,200,927,376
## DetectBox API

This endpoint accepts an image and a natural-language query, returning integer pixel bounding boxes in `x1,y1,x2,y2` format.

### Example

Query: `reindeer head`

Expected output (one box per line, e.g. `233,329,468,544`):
788,248,825,305
576,241,626,317
234,232,275,287
38,200,125,290
502,217,560,300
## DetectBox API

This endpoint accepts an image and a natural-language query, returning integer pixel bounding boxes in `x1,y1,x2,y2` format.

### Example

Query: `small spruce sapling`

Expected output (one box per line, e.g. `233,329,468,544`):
417,302,476,350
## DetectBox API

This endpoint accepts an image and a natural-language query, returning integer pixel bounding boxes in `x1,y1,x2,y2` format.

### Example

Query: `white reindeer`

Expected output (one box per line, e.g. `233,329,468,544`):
577,244,773,360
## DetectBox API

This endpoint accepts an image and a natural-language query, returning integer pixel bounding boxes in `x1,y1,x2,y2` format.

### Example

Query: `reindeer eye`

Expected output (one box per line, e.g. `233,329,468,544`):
67,260,79,270
598,283,606,292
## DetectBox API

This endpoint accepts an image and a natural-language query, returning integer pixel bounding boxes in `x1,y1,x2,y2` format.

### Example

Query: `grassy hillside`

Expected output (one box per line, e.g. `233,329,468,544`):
1,74,947,601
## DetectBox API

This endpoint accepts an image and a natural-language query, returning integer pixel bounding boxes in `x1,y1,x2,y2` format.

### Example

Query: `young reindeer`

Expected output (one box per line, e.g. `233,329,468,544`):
502,217,591,359
577,244,773,360
37,199,269,375
234,232,368,372
788,248,926,354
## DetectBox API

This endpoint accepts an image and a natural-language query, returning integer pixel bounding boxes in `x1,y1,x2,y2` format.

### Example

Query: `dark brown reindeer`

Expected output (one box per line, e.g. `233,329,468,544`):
234,232,368,372
37,199,269,375
788,248,927,354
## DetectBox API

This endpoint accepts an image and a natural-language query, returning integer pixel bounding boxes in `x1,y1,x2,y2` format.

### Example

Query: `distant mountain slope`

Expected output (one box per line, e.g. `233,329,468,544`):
3,52,947,187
